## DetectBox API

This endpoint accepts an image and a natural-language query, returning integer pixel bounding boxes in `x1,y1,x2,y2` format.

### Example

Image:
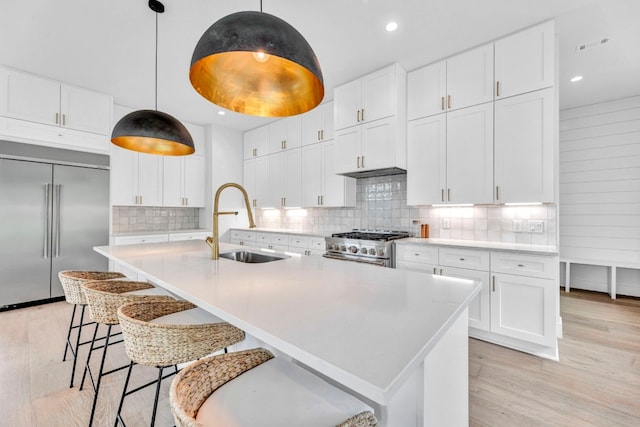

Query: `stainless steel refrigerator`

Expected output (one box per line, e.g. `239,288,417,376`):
0,154,109,308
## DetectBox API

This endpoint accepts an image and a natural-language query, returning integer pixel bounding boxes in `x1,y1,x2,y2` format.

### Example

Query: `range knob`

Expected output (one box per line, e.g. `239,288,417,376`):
377,248,385,256
368,248,377,255
348,246,358,254
340,245,347,252
361,247,368,254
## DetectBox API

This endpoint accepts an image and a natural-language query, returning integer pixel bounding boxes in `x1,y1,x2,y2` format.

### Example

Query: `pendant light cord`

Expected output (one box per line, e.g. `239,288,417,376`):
154,11,158,111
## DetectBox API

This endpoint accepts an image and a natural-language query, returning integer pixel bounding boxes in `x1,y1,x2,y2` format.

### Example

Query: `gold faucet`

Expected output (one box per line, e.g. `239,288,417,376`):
207,182,256,260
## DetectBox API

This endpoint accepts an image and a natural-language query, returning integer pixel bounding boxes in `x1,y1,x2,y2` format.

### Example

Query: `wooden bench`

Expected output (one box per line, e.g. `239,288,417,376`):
560,258,640,299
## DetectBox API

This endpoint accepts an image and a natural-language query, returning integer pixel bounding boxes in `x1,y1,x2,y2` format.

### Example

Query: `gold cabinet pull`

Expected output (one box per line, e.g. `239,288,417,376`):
447,188,451,201
361,109,365,121
320,195,324,205
447,95,451,109
62,114,66,126
441,189,445,202
317,130,321,141
496,186,500,201
496,81,501,97
320,130,324,140
492,276,496,292
55,112,59,124
357,156,361,168
433,267,437,274
361,156,365,168
356,110,360,122
441,96,445,111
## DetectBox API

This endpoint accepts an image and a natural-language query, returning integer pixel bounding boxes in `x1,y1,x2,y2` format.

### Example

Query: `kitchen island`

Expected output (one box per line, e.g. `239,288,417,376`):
95,240,480,426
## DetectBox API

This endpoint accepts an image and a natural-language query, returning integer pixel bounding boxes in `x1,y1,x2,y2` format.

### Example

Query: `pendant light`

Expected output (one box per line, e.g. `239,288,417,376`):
189,0,324,117
111,0,195,156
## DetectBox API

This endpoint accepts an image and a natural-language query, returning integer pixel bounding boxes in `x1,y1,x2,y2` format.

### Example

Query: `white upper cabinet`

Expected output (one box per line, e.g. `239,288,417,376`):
407,103,494,205
495,20,554,99
0,66,111,135
494,87,554,203
407,43,493,121
110,105,163,206
243,156,270,209
407,60,446,121
334,63,404,130
243,125,269,159
269,148,302,208
301,141,356,208
301,101,334,145
446,44,494,111
269,115,301,152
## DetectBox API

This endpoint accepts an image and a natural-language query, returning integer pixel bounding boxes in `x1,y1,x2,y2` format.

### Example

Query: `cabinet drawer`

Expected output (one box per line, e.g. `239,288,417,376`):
490,252,557,279
114,234,169,245
256,232,273,245
439,248,489,271
396,245,439,265
271,234,290,246
231,230,257,242
168,231,210,241
309,237,326,252
289,235,311,249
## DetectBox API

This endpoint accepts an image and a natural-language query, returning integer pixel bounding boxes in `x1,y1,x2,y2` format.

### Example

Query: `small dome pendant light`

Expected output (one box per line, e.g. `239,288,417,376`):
111,0,194,156
189,0,324,117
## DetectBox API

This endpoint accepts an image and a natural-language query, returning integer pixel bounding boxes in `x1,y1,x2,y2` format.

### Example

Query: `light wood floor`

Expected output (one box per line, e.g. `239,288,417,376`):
1,290,639,427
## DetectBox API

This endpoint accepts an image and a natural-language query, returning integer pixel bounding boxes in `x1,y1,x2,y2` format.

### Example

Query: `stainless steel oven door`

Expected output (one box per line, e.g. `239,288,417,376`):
322,253,390,267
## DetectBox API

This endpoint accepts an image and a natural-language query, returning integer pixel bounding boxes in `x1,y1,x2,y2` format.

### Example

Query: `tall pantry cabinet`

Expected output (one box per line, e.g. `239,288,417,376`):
407,20,556,205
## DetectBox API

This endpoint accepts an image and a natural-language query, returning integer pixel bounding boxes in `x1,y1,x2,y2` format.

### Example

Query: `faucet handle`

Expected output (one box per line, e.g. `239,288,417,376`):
205,236,214,247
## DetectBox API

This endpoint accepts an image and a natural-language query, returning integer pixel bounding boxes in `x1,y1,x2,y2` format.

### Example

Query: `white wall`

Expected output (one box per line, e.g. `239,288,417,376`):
559,95,640,296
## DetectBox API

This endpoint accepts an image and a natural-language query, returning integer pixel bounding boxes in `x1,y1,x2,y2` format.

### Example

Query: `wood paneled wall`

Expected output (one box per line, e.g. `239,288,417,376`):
559,95,640,296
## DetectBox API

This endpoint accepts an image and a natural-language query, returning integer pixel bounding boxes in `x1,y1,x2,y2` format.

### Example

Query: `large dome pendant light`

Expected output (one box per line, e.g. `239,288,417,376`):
189,0,324,117
111,0,195,156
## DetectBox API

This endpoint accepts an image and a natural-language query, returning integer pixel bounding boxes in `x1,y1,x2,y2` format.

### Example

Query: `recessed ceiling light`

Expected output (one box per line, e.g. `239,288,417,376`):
385,22,398,32
570,75,583,83
218,111,226,116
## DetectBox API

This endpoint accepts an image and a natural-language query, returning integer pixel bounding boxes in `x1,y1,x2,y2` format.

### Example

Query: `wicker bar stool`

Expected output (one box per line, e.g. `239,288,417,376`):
115,300,245,427
80,280,176,427
58,270,127,388
169,348,378,427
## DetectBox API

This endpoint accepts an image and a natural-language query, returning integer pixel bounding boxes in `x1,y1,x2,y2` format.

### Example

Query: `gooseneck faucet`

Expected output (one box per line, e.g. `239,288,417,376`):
206,182,256,260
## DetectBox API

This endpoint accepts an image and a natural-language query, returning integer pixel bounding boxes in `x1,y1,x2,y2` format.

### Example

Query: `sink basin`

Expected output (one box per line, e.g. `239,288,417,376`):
219,250,289,264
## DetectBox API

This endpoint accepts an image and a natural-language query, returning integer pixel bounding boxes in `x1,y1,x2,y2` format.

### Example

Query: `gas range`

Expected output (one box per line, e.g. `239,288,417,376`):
323,230,410,267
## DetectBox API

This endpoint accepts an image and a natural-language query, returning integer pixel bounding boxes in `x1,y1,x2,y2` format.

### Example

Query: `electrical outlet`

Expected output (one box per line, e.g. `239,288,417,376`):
442,218,451,229
528,220,544,233
512,219,523,232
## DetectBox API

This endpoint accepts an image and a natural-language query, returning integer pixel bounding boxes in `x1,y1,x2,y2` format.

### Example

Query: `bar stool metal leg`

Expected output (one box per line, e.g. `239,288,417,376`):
62,304,77,362
87,324,112,427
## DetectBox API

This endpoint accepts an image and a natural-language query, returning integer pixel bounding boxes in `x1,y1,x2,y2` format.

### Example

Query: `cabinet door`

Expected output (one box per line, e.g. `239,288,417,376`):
255,155,270,208
183,155,205,207
334,79,361,130
243,158,257,207
446,43,494,111
162,156,183,207
323,141,356,207
494,88,554,203
243,125,269,159
361,116,396,172
0,68,60,126
137,153,163,206
269,152,286,207
495,20,554,98
303,101,334,145
441,266,491,331
406,114,446,205
333,126,361,174
491,273,555,346
301,143,323,207
284,148,302,207
407,61,446,121
60,85,111,135
446,103,494,204
361,65,397,124
110,145,138,205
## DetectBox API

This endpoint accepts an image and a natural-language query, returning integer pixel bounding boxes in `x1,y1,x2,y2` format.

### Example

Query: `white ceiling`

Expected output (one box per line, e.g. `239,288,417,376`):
1,0,639,132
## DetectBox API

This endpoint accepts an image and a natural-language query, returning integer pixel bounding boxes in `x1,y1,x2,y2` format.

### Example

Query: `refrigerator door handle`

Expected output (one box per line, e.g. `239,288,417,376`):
44,183,51,259
55,184,62,257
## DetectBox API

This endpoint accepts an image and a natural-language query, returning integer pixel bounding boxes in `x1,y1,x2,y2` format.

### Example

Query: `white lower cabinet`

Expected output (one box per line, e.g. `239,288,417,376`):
230,229,325,256
230,230,257,247
396,243,559,356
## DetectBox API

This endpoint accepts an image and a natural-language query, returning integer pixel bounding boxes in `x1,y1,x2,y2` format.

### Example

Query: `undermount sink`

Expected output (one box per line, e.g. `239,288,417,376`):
219,250,289,264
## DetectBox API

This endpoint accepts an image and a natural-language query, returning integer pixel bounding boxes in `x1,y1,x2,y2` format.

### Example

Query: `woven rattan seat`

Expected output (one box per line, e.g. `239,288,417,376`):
169,348,378,427
114,300,245,427
79,280,176,427
57,270,127,390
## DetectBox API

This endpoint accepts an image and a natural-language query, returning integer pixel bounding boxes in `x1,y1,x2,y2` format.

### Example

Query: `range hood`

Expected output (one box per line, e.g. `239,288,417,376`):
338,167,406,179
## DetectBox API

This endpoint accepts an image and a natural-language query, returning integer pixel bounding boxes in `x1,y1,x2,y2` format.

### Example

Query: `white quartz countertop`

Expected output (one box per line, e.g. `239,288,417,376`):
396,238,559,255
94,240,480,405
